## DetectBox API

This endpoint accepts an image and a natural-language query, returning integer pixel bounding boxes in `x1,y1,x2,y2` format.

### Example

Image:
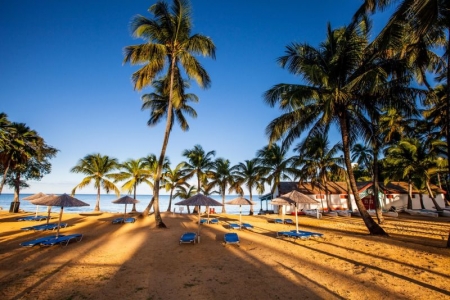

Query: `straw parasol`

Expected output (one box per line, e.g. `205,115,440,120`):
175,193,223,242
31,193,90,237
23,192,48,218
112,196,139,219
226,197,256,227
271,190,320,233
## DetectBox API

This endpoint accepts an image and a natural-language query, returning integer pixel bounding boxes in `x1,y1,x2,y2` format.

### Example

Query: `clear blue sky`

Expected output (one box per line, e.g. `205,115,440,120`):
0,0,390,195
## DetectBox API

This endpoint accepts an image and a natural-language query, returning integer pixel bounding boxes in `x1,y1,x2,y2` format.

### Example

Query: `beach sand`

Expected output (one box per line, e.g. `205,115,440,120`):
0,210,449,300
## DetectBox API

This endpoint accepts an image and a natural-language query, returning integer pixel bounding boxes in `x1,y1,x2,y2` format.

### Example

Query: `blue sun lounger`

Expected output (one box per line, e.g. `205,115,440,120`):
284,219,294,224
290,230,324,238
20,235,59,247
16,215,48,222
229,223,240,230
276,231,312,240
209,218,219,224
224,232,240,246
274,218,283,224
112,217,136,224
242,223,253,229
21,223,68,231
40,234,83,246
200,219,208,224
179,232,197,245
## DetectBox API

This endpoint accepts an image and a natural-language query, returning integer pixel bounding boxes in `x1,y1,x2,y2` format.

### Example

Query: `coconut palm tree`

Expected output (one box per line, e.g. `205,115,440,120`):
174,185,197,213
112,158,152,212
384,137,446,211
256,143,296,197
263,23,397,235
123,0,215,227
234,159,264,215
294,130,342,212
208,158,237,213
354,0,450,185
0,123,41,196
182,144,216,192
140,154,170,214
164,162,190,212
71,153,120,211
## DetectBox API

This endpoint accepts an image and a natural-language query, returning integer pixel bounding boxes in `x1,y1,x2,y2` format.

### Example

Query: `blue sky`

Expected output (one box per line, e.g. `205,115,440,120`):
1,0,391,195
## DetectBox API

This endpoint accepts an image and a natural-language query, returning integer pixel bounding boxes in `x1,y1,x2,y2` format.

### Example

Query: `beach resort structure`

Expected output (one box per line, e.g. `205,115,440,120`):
261,181,447,214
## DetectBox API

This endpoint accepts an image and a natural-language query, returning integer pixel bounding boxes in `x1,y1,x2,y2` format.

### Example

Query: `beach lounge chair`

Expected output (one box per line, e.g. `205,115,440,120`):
228,223,240,230
242,223,253,229
112,217,136,224
16,215,48,222
276,231,312,240
40,234,83,246
21,223,68,231
200,219,208,224
20,235,59,247
284,219,294,224
179,232,197,245
209,218,219,225
274,218,283,224
290,230,324,238
224,232,240,246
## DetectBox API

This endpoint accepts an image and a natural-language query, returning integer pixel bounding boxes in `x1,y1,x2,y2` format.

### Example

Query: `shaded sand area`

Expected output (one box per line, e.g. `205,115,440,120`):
0,210,449,300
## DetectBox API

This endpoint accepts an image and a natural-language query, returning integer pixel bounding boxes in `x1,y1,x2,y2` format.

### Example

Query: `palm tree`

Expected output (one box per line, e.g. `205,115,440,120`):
123,0,216,227
182,144,216,192
208,158,237,213
263,23,397,235
384,137,445,211
234,159,264,215
256,143,296,197
0,123,40,196
294,130,342,212
71,153,120,211
354,0,450,187
174,185,197,213
140,154,170,214
112,158,152,212
164,162,189,212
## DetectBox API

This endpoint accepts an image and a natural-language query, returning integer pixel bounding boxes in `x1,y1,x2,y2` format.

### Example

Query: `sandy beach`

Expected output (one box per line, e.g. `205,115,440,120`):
0,210,449,300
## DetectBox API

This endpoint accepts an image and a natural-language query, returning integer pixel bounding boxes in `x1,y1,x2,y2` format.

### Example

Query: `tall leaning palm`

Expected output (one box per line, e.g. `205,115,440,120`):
71,153,120,212
264,24,393,235
123,0,215,227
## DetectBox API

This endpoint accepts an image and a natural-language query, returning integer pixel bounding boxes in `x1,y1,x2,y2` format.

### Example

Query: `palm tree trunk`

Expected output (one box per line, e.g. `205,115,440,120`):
426,181,442,211
249,191,254,215
13,172,20,202
407,177,413,209
144,59,179,228
143,197,154,215
0,159,11,195
167,189,174,212
372,146,384,224
95,186,101,211
221,191,226,213
131,184,137,212
339,113,388,235
419,193,425,209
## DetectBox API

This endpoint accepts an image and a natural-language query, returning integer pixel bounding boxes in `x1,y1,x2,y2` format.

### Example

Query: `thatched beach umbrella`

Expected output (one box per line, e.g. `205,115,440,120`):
23,192,48,218
226,197,256,227
271,190,320,233
175,193,223,242
112,196,139,220
31,193,89,237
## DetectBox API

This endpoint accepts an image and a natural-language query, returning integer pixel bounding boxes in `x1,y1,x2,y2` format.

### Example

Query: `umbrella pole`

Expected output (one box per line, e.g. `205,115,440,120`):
239,205,242,227
56,207,63,238
197,209,201,243
46,206,51,224
35,205,39,217
295,204,299,233
124,203,127,220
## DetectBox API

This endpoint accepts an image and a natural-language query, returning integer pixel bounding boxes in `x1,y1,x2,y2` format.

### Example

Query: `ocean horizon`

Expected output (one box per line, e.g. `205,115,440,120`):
0,193,264,215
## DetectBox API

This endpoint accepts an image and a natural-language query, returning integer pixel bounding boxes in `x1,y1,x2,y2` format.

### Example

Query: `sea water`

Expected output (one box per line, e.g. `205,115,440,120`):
0,193,261,215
